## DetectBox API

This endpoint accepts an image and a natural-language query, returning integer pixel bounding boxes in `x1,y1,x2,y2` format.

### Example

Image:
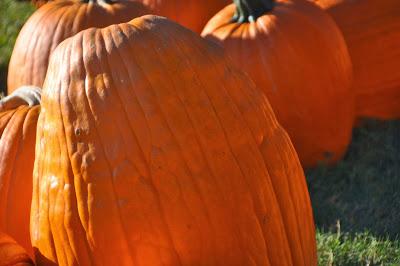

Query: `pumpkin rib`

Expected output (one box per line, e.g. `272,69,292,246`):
117,28,221,261
138,23,261,261
188,20,286,216
37,40,72,264
109,25,220,264
176,32,287,262
118,28,202,265
89,29,139,265
1,108,27,229
170,28,293,265
118,25,225,264
0,106,40,258
29,5,65,88
122,22,268,264
65,29,142,264
203,43,312,265
261,129,308,265
196,43,307,265
219,53,308,264
80,28,180,264
61,33,114,265
0,110,17,133
101,28,162,265
117,24,242,264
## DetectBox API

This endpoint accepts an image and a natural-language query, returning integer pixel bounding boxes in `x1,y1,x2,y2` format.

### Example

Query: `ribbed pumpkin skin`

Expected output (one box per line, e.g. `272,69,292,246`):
7,0,149,94
313,0,400,119
32,15,316,266
138,0,230,33
0,232,34,266
202,0,354,168
0,105,40,258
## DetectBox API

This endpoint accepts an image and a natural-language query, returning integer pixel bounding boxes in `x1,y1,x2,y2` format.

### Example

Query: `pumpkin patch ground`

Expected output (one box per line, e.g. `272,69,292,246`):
1,0,400,265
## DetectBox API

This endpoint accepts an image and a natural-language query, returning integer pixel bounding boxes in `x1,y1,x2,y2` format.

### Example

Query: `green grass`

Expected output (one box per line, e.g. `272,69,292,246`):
0,0,34,93
317,228,400,266
1,1,400,265
308,119,400,265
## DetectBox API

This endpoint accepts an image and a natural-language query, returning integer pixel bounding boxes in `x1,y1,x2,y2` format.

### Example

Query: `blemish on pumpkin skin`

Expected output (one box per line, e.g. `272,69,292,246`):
262,214,270,225
49,175,59,189
75,128,82,136
118,199,128,206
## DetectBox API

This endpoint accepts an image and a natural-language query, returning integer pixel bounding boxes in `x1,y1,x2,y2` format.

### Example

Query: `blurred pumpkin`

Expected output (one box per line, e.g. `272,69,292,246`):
202,0,355,168
7,0,149,94
32,15,316,265
30,0,48,8
313,0,400,119
22,0,230,32
0,232,34,266
137,0,231,33
0,86,41,258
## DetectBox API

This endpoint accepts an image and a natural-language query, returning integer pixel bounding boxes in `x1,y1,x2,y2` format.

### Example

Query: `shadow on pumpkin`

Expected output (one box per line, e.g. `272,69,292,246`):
306,119,400,239
33,248,58,266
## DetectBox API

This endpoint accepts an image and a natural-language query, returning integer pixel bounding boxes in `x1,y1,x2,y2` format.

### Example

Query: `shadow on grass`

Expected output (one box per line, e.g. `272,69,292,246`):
307,119,400,239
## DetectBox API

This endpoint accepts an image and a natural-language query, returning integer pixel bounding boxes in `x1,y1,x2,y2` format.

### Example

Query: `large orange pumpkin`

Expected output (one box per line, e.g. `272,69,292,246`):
202,0,355,168
7,0,149,94
0,87,41,258
0,232,34,266
313,0,400,119
137,0,231,33
32,15,316,265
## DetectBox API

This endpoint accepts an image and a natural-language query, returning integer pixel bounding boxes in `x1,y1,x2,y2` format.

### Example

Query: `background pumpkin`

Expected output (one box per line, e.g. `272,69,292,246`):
137,0,231,33
0,102,40,258
7,0,149,94
29,0,47,8
0,232,34,266
313,0,400,120
32,15,316,265
202,0,355,168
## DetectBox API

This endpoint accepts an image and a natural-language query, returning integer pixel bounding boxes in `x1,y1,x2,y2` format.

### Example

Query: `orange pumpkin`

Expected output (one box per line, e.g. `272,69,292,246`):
202,0,355,168
0,87,41,257
32,15,316,265
313,0,400,119
0,232,34,266
138,0,231,33
30,0,48,8
7,0,149,94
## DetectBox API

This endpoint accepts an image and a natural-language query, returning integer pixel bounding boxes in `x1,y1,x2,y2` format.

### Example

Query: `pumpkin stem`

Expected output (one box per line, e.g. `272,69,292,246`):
232,0,275,23
0,86,41,112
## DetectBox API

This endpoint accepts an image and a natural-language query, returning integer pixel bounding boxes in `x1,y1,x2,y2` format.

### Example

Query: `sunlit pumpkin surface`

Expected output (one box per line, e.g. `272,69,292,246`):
32,15,316,265
0,105,39,258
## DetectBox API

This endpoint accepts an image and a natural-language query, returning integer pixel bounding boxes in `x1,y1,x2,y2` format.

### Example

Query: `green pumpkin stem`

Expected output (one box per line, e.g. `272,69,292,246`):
232,0,275,23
